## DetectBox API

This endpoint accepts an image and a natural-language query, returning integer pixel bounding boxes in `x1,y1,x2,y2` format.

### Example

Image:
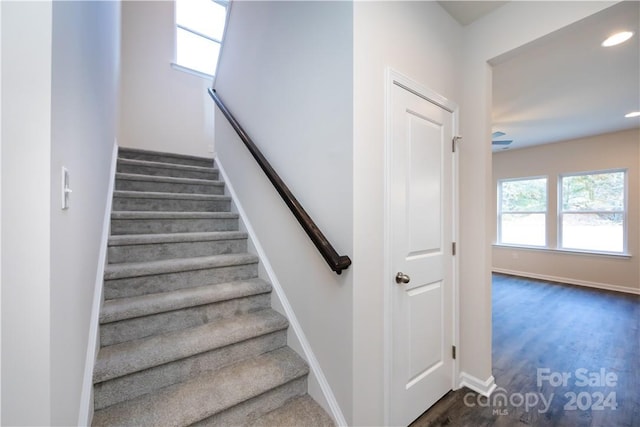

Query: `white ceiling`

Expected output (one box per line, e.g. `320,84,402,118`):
440,1,640,152
437,1,508,26
490,1,640,151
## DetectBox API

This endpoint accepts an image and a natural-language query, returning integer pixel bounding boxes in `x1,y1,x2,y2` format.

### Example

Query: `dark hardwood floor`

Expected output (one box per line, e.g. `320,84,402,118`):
411,273,639,427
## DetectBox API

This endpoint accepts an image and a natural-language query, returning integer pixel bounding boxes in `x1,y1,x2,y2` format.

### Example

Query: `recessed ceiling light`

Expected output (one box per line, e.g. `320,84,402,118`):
625,111,640,118
602,31,634,47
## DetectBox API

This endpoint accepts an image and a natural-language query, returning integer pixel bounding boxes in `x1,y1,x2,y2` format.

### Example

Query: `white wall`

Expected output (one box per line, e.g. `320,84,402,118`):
0,3,3,422
352,2,462,424
458,0,617,388
492,129,639,294
50,1,120,425
214,0,354,422
119,1,214,158
1,1,53,424
212,1,621,425
1,1,120,424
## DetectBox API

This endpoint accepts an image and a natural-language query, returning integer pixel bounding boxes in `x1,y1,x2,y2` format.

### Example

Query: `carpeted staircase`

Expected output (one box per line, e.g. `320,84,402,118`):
92,147,335,427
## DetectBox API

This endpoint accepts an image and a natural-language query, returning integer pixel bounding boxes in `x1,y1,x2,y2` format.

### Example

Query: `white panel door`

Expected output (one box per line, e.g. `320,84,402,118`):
388,80,454,426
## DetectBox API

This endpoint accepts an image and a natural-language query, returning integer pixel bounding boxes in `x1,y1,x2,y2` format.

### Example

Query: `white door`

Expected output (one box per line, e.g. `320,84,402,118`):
388,78,455,426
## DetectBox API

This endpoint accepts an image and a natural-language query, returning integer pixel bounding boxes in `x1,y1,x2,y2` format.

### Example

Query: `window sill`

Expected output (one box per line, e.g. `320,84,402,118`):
170,63,214,80
493,244,631,259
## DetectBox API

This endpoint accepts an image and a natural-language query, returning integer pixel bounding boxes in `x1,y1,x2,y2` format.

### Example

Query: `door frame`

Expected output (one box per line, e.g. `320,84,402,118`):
383,68,460,425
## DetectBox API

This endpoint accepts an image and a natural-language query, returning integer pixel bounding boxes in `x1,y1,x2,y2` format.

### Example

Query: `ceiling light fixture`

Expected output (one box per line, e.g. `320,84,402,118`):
602,31,634,47
625,111,640,118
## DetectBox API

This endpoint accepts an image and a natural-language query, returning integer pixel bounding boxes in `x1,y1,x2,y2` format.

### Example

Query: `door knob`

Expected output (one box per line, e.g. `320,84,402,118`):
395,272,410,284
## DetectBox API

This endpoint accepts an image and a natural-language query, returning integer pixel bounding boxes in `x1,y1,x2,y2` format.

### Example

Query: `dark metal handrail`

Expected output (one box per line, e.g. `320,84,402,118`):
208,88,351,275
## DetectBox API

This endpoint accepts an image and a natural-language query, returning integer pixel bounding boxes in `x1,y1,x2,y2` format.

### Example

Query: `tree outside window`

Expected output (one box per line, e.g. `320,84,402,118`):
560,170,626,253
498,177,547,247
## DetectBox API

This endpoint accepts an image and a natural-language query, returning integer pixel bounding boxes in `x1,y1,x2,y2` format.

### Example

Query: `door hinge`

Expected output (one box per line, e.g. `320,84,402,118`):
452,136,462,153
452,242,457,256
452,345,457,359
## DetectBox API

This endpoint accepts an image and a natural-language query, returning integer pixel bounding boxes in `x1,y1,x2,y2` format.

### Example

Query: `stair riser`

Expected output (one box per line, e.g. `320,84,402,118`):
118,152,213,168
108,238,247,263
110,217,239,235
117,163,218,180
192,377,308,427
94,330,287,410
112,197,230,212
115,179,224,195
100,293,271,346
104,263,259,299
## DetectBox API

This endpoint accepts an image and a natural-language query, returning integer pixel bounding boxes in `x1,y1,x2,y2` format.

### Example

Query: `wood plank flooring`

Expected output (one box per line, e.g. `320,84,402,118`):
410,274,639,427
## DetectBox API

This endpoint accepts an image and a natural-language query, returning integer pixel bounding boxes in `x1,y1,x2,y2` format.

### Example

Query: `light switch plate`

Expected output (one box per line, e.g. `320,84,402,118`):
62,167,71,210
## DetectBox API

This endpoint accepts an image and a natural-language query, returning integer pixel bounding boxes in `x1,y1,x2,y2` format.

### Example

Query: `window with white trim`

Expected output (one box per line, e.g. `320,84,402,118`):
559,170,626,253
175,0,228,77
498,177,547,247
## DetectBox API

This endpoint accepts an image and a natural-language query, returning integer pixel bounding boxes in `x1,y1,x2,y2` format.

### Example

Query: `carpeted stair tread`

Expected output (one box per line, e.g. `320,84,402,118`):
107,231,248,263
94,148,333,425
248,395,335,427
94,309,288,383
118,147,213,167
113,190,231,201
111,211,239,220
118,157,218,173
109,211,240,235
108,231,247,246
104,253,258,280
92,347,308,427
115,173,225,196
116,172,223,186
100,278,272,323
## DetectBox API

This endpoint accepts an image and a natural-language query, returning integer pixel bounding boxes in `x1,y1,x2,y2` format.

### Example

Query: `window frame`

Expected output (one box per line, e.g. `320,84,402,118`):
558,168,628,255
497,175,548,248
172,0,229,79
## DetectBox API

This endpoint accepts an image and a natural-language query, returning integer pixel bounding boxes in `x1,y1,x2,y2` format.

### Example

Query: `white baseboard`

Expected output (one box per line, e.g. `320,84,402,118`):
78,142,118,426
459,372,497,397
492,268,640,295
214,156,347,427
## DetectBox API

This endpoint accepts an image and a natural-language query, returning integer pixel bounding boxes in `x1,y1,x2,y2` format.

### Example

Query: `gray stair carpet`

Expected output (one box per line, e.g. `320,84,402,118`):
93,147,334,426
